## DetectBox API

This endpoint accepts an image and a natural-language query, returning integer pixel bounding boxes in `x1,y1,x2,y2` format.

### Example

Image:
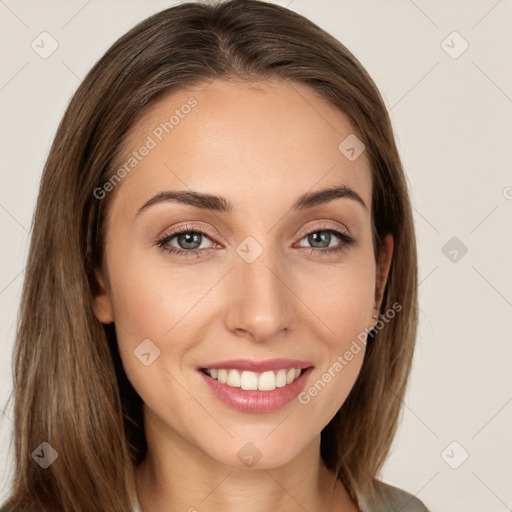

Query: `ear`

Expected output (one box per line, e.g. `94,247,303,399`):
92,269,114,324
373,233,394,314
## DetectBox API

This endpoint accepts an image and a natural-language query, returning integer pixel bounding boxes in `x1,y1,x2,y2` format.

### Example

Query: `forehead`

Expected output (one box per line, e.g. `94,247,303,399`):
109,79,372,216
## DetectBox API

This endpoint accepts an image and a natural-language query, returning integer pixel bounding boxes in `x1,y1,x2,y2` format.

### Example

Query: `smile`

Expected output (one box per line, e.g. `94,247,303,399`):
197,358,314,413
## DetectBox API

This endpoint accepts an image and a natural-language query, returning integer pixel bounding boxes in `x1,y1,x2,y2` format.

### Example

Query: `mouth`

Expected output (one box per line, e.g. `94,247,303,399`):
197,359,314,413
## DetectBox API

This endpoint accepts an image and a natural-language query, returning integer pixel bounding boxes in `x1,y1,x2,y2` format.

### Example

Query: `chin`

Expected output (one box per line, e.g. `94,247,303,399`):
203,436,308,470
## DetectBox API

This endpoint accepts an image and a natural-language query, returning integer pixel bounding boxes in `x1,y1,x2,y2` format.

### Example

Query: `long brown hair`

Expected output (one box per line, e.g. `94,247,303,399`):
2,1,418,510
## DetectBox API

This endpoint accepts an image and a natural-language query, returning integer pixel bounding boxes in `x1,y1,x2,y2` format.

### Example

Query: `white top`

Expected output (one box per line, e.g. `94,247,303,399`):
132,479,429,511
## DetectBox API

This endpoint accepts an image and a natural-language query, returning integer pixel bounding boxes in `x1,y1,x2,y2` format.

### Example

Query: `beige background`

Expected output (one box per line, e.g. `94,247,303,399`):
1,1,511,510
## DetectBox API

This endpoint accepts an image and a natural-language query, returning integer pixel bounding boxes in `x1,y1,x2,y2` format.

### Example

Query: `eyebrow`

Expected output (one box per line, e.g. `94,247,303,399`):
137,184,367,215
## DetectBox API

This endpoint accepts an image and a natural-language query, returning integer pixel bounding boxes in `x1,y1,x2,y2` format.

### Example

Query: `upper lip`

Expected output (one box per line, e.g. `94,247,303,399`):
199,358,314,372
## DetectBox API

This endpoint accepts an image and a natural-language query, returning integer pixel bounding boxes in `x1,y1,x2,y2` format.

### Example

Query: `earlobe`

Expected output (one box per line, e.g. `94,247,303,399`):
92,269,114,324
374,233,394,311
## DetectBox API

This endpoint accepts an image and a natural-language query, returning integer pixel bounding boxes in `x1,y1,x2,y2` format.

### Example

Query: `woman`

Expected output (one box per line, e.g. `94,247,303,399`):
1,1,429,510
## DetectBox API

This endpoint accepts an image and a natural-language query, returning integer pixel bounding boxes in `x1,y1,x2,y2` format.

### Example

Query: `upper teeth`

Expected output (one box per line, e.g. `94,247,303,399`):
205,368,302,391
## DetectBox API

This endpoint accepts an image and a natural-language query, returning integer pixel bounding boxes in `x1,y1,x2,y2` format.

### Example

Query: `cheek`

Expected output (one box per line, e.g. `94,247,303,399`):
296,252,377,339
107,250,211,338
291,255,375,420
105,250,226,393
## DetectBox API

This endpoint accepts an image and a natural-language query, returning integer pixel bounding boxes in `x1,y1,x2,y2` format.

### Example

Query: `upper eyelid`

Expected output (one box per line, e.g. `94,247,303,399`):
300,222,350,237
158,223,218,243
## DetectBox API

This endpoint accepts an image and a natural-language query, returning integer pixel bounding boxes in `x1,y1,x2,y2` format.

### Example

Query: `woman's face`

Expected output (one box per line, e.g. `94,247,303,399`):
93,79,392,469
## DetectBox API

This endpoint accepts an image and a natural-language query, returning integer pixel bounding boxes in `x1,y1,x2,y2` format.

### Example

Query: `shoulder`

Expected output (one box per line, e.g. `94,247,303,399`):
359,478,430,512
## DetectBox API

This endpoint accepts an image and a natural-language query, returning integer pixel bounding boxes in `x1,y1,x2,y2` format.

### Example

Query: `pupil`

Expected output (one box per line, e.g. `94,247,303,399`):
309,231,330,248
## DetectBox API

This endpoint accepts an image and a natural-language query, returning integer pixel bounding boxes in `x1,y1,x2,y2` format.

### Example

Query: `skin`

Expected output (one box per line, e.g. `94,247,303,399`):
93,79,393,512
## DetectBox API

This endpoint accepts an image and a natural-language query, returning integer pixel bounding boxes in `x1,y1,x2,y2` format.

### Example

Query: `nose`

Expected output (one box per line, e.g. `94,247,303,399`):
223,248,295,343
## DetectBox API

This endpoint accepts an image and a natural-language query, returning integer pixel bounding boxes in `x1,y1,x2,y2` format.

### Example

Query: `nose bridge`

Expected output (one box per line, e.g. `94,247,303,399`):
225,242,293,340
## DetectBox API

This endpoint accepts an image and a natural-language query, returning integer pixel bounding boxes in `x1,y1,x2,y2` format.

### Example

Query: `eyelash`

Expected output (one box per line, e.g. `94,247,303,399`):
155,223,355,259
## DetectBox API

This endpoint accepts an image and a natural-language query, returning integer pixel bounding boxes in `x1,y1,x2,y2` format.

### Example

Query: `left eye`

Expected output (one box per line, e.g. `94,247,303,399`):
297,230,344,249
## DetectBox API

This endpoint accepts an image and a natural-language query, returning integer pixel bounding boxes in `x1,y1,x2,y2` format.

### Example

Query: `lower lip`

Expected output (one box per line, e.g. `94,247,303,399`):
198,367,313,413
